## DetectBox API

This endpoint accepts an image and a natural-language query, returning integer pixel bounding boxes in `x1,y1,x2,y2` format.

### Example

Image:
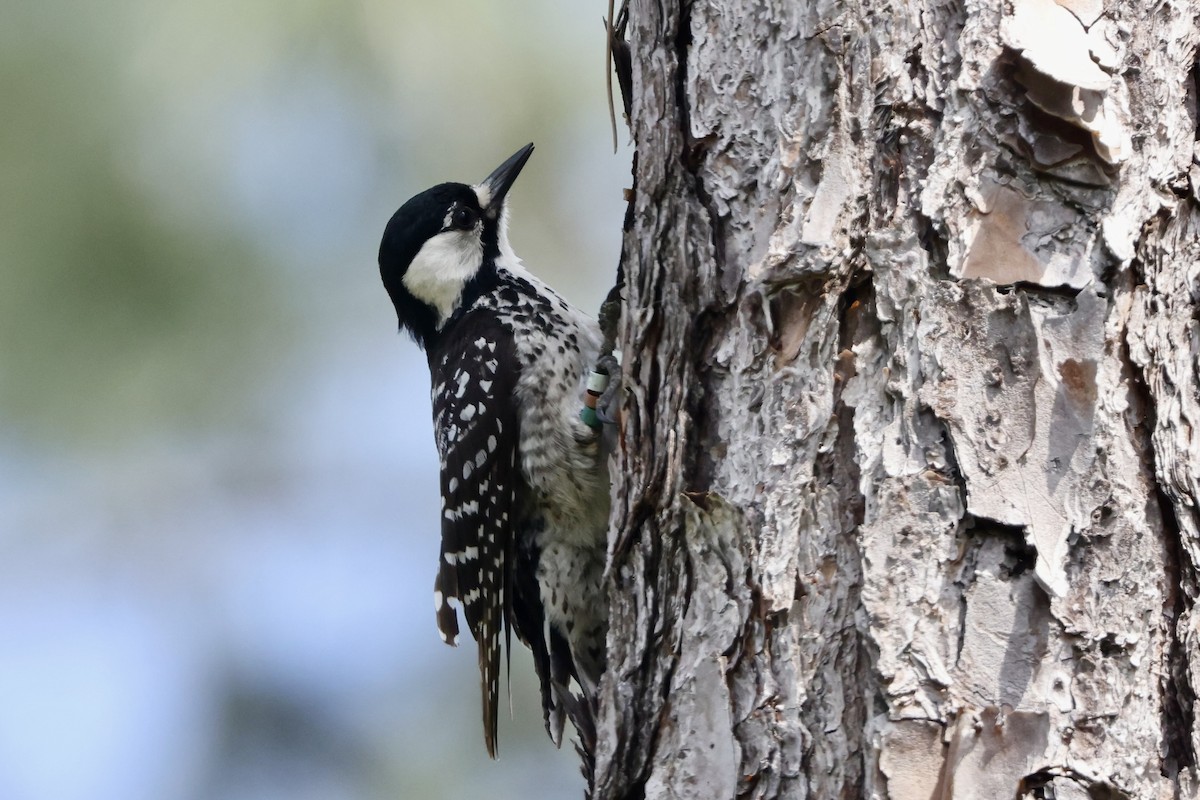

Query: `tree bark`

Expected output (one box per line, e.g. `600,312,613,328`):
595,1,1200,798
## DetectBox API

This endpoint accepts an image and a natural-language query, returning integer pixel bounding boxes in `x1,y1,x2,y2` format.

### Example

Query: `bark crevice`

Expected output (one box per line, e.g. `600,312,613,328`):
1127,228,1197,776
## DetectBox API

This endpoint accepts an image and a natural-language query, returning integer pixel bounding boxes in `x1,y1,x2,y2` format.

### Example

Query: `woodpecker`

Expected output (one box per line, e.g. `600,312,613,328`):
378,144,610,758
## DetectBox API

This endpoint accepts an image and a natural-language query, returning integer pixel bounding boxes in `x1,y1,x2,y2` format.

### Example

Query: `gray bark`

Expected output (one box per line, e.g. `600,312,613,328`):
595,1,1200,798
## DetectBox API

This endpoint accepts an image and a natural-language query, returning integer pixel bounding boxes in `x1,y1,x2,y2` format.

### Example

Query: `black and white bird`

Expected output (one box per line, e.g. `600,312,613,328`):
378,144,611,758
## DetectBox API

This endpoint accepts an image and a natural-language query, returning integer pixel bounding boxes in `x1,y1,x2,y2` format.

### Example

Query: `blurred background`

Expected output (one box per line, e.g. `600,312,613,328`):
0,2,630,798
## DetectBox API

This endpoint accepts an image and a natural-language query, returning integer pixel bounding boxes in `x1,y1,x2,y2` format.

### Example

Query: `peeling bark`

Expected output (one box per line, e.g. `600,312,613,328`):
595,1,1200,799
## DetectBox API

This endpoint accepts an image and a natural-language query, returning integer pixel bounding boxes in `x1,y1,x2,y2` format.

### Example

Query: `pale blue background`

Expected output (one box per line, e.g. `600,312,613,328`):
0,2,630,797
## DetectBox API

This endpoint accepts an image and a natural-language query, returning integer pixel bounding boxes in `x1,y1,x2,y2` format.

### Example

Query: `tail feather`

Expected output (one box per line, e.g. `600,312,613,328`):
480,594,501,758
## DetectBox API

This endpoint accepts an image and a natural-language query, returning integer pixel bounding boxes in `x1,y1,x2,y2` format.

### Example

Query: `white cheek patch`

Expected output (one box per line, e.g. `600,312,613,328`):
403,230,483,325
473,186,518,263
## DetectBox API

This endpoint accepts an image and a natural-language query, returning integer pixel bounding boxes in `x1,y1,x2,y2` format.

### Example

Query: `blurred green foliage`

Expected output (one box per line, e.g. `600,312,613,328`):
0,34,282,444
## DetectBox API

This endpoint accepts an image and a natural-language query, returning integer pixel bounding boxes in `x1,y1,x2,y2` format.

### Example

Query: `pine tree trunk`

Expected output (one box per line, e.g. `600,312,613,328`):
595,1,1200,798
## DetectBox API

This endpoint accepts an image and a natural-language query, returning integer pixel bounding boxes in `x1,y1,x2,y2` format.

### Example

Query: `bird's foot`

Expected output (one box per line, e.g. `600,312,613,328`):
594,354,621,426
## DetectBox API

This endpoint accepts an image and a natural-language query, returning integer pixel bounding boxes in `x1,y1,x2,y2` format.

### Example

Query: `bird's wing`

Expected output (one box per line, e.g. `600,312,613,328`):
428,317,521,759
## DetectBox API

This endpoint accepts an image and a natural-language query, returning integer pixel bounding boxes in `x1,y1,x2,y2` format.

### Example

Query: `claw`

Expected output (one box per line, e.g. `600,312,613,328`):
594,354,622,425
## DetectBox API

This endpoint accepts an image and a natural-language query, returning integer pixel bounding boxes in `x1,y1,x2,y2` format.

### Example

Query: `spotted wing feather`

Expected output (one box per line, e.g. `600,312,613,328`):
428,315,521,758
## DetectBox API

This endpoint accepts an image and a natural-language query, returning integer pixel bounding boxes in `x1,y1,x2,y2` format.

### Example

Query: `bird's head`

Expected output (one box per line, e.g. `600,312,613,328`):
379,143,534,345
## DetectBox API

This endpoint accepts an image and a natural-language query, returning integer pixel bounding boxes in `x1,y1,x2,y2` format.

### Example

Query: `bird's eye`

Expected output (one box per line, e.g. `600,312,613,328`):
451,207,475,230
